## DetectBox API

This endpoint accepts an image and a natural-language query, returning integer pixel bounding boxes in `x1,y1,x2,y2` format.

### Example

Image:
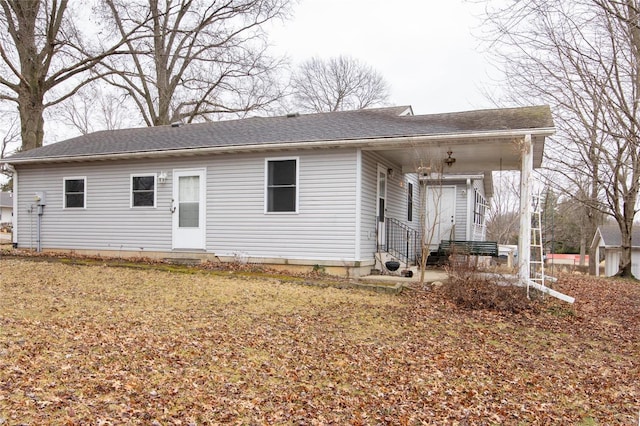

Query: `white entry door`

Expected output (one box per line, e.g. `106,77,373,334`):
172,169,206,249
425,185,456,245
376,164,388,248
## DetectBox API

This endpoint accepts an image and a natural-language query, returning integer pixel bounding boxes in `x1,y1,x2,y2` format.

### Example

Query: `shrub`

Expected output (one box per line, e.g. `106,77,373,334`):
441,262,539,313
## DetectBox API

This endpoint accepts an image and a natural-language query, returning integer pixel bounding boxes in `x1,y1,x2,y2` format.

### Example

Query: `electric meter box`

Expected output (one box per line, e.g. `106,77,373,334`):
34,191,46,205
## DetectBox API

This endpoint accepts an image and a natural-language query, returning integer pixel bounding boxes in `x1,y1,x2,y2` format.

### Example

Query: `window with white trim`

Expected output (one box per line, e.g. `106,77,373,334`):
473,189,487,225
64,177,86,208
131,174,156,207
266,158,298,213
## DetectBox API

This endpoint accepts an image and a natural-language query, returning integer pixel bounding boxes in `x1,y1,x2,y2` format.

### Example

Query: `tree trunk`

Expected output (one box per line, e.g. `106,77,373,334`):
616,196,637,278
616,243,633,277
579,234,586,267
17,90,45,151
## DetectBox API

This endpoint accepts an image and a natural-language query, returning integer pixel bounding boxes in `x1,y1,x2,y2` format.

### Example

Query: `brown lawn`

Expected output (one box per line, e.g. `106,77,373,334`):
0,258,638,425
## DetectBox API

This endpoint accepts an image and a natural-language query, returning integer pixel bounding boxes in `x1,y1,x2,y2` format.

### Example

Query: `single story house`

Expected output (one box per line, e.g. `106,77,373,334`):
591,225,640,278
0,191,13,229
1,105,553,277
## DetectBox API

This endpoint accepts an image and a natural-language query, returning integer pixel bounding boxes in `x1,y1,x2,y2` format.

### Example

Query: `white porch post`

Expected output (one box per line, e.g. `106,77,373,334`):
465,178,472,240
518,134,533,283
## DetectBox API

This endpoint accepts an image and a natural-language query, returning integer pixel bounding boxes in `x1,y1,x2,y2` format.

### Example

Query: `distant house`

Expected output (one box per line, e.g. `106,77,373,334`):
1,105,554,277
591,225,640,278
0,191,13,229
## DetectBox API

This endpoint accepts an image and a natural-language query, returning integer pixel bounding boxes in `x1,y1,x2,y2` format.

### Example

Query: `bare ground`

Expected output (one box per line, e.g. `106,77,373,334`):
0,258,638,425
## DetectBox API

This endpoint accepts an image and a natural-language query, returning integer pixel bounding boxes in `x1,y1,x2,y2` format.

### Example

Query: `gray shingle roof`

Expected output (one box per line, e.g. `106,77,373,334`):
5,105,554,163
596,225,640,247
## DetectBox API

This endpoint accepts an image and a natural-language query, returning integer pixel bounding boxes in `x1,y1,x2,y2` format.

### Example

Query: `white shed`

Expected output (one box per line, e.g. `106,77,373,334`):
591,225,640,278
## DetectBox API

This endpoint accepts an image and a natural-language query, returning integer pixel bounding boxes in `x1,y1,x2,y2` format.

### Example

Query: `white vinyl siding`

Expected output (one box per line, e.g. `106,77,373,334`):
210,150,357,261
0,207,11,224
15,150,360,262
359,151,417,260
17,162,172,252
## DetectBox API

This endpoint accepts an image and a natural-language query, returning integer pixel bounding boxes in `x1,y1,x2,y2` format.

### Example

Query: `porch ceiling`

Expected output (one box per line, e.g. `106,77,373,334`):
365,134,546,174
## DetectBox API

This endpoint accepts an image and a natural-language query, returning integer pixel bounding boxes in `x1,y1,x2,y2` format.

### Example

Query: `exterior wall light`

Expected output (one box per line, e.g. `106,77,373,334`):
444,150,456,167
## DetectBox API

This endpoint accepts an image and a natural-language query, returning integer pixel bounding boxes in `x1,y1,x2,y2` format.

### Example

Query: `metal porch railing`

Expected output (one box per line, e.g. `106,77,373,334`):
384,217,420,265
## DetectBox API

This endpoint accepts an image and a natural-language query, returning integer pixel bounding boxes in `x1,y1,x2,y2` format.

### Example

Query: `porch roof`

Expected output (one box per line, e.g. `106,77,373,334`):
3,105,553,170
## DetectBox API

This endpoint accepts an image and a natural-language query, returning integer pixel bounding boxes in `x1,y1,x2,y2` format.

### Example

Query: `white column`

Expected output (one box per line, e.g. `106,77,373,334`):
9,165,17,245
354,148,362,261
518,135,533,283
465,178,472,240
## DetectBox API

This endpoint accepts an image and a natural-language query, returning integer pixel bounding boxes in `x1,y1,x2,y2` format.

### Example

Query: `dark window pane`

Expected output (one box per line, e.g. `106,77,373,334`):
133,192,154,207
66,193,84,208
407,183,413,222
268,187,295,212
65,179,84,193
65,178,85,208
268,160,296,185
133,176,154,191
132,176,155,207
179,202,199,227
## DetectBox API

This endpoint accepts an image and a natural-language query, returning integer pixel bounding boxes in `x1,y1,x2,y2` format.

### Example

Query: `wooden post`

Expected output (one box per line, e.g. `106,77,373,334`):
518,135,533,285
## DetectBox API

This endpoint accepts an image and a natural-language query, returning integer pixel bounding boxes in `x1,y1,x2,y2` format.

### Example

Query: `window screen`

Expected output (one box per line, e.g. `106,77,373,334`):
132,175,155,207
267,159,297,212
64,178,85,208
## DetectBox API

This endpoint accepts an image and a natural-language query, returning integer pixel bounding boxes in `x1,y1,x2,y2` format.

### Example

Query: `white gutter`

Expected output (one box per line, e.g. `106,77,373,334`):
3,127,556,165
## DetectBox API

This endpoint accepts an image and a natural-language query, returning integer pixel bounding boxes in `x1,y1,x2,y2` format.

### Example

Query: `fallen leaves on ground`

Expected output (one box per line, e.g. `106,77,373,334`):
0,258,638,424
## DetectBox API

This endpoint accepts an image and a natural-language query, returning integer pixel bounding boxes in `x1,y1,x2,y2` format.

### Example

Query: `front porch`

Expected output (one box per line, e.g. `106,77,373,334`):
361,107,550,289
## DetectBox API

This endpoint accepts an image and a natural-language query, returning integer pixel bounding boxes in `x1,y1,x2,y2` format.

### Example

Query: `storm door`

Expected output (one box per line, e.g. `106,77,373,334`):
172,169,206,249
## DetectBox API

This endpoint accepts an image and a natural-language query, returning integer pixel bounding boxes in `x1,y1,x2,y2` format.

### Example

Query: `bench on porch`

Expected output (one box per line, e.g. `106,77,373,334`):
438,240,499,257
426,240,499,266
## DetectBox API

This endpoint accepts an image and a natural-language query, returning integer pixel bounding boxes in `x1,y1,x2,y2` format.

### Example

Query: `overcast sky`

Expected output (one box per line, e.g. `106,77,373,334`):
267,0,500,115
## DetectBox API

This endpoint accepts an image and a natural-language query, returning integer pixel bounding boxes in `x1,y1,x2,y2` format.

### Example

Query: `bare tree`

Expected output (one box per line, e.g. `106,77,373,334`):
100,0,290,126
58,85,142,135
486,171,521,245
0,114,18,160
290,55,390,113
0,0,141,151
0,113,19,190
479,0,640,277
